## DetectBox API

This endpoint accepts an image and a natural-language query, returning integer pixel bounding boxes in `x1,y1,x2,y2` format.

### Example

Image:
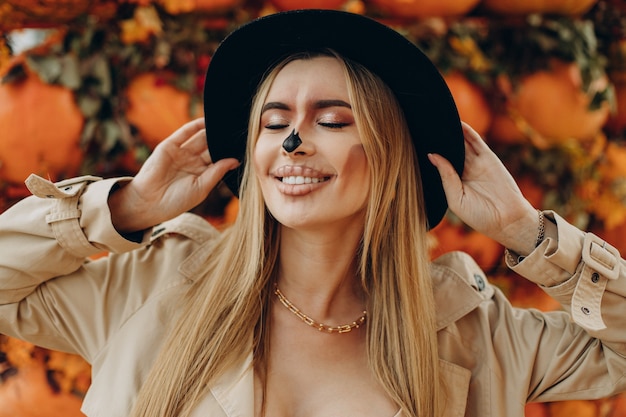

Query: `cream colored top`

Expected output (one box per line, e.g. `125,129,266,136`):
1,174,625,417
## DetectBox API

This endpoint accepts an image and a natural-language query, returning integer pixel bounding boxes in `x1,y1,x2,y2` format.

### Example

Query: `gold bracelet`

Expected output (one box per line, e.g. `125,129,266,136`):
535,210,545,247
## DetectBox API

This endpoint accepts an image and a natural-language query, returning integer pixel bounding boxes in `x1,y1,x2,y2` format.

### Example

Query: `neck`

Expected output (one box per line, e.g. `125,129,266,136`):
276,224,365,322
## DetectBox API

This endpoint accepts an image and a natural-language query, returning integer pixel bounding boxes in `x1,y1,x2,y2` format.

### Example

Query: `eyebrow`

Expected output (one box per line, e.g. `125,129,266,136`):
261,99,352,114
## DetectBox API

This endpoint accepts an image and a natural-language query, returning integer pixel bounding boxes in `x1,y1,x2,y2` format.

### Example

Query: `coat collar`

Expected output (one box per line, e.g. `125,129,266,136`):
431,251,494,331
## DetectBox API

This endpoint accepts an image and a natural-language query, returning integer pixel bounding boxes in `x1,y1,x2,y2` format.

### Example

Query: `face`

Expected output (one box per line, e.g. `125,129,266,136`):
253,56,370,232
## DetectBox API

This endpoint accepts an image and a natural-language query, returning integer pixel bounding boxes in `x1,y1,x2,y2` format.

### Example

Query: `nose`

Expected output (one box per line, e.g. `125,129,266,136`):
282,129,302,153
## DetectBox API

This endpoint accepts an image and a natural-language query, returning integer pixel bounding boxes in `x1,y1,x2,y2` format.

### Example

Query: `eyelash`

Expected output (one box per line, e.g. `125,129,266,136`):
264,122,349,130
319,122,349,129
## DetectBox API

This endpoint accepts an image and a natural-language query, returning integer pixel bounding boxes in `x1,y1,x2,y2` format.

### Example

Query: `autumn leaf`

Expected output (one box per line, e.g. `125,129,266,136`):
119,5,163,45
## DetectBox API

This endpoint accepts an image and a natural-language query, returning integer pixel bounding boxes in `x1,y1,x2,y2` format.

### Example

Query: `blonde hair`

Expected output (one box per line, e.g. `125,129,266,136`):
130,51,442,417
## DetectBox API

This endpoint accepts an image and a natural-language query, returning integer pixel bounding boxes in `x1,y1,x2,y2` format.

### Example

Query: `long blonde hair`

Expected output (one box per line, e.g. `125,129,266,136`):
130,51,442,417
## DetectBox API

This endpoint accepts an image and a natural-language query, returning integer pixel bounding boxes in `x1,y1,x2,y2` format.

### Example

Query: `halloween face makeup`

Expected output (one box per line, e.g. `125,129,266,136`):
253,56,370,232
282,129,303,153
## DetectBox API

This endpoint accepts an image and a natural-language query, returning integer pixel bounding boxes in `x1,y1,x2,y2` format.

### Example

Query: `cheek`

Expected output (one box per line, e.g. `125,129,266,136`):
338,144,370,193
252,138,271,177
349,144,369,176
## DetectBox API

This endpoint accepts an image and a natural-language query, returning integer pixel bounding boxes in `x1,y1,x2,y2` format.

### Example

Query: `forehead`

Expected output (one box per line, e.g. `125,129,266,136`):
265,56,349,98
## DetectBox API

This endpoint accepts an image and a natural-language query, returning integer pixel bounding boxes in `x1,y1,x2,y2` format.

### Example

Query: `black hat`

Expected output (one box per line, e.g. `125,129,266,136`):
204,9,464,229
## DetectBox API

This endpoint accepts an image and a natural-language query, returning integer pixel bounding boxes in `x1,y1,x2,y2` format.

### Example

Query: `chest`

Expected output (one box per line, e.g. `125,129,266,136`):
254,326,398,417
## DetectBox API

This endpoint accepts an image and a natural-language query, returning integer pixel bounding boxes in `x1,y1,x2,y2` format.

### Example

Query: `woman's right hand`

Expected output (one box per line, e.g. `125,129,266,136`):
108,118,240,233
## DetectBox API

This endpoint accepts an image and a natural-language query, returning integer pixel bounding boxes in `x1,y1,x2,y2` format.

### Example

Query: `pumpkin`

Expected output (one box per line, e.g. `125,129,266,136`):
367,0,480,18
591,218,626,257
0,360,85,417
268,0,348,10
223,196,239,225
480,0,597,15
612,393,626,417
508,278,561,312
0,0,116,30
444,71,492,137
429,217,503,271
157,0,241,14
125,72,203,149
489,60,610,149
578,141,626,229
549,400,598,417
524,402,549,417
0,67,84,184
515,174,545,209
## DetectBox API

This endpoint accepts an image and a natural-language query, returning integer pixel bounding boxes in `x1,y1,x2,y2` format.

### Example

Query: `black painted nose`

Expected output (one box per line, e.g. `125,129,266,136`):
282,129,303,153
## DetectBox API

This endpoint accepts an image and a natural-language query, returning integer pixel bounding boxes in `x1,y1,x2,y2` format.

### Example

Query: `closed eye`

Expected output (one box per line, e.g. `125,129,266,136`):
264,123,290,130
319,122,350,129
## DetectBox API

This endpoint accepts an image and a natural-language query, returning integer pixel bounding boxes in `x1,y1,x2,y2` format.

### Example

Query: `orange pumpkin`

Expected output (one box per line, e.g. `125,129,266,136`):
269,0,348,10
480,0,597,15
508,278,561,312
515,174,545,209
612,393,626,417
429,217,503,271
578,141,626,229
367,0,480,18
0,68,84,184
549,400,598,417
0,361,85,417
592,219,626,257
444,71,492,137
524,402,549,417
158,0,241,14
125,72,202,149
489,60,610,149
0,0,116,30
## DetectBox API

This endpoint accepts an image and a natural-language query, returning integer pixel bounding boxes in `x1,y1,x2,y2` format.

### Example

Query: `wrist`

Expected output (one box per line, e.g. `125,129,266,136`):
499,208,544,257
108,181,157,233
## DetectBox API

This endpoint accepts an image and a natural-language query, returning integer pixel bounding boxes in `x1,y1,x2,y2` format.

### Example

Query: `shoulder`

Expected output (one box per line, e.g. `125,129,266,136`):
147,212,223,280
149,212,221,246
86,212,222,291
431,251,495,298
430,251,500,332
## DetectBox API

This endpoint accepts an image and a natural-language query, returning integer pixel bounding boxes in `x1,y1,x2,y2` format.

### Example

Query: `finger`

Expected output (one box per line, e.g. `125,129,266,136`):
197,158,240,192
180,129,209,156
164,118,206,146
461,122,496,158
428,152,464,207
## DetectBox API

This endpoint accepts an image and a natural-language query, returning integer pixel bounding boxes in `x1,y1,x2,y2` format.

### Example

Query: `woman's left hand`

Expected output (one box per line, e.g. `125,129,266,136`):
428,123,540,256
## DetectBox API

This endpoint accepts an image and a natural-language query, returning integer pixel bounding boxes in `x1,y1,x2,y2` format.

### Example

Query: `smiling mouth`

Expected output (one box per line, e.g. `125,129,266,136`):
279,175,331,185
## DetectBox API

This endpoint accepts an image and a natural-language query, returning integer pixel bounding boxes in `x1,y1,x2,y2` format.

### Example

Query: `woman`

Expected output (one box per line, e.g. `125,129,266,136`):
1,9,625,417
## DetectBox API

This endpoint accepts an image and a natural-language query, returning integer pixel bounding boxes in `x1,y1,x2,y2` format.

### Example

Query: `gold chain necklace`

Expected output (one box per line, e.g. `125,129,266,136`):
273,285,367,334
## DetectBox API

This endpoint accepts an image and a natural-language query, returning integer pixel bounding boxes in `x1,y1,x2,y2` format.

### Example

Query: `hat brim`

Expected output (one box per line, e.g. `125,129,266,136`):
204,9,464,229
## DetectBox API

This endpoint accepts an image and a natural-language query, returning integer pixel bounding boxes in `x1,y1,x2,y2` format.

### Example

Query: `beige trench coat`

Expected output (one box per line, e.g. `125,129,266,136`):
0,175,625,417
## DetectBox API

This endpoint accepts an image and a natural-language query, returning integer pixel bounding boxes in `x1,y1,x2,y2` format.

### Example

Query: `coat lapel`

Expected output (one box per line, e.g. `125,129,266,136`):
193,354,255,417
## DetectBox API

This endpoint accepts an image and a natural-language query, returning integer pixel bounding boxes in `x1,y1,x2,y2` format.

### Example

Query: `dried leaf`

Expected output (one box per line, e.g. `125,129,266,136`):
25,54,63,83
78,94,102,118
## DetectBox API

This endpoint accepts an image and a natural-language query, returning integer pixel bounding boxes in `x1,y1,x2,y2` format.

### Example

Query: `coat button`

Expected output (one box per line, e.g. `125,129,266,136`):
151,227,165,237
474,274,486,291
591,272,600,283
581,306,591,315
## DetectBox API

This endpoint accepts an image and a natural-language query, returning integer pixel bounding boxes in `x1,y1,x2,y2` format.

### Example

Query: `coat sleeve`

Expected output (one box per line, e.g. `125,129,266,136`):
0,174,160,360
504,210,626,402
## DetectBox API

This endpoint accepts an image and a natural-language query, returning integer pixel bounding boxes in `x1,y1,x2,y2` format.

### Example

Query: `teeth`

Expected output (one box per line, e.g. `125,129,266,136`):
281,176,326,184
